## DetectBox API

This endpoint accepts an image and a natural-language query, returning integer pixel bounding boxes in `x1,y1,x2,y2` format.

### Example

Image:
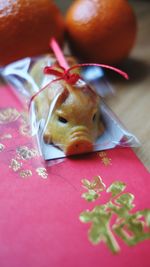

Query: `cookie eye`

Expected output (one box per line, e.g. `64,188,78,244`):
92,113,96,122
58,116,68,123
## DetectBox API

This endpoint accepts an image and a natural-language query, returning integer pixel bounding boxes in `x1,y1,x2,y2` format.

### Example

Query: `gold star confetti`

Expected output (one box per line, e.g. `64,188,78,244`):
0,143,5,152
19,170,32,178
9,159,22,172
36,167,48,179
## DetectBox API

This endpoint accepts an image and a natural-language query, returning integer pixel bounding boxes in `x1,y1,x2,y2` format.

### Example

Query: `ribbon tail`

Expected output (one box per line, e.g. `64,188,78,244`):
28,77,63,110
68,63,129,80
50,38,69,70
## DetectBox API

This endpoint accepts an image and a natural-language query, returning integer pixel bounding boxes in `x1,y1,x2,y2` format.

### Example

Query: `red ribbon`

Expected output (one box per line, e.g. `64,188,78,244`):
29,38,129,109
44,65,81,85
29,65,81,109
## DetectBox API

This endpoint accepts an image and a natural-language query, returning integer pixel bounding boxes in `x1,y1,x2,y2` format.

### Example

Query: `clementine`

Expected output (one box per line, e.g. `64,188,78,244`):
0,0,65,66
65,0,137,64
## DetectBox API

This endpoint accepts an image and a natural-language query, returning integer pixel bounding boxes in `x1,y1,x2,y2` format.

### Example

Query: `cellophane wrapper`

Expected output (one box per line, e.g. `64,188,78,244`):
1,55,140,160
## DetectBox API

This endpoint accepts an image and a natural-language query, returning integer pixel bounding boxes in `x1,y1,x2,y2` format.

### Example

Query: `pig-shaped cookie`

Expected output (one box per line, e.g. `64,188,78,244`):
30,56,104,156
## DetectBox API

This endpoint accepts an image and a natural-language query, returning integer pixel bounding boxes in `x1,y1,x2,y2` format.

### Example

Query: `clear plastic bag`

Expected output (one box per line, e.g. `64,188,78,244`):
1,54,140,160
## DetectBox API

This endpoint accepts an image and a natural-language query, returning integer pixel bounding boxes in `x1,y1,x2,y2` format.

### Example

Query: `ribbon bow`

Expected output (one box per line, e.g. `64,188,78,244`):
29,38,129,109
44,62,128,85
29,63,128,109
44,65,81,85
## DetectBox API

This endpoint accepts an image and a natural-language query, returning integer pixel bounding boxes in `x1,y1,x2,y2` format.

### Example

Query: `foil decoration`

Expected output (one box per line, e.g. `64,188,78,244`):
16,146,39,160
80,177,150,253
9,158,22,172
36,167,48,179
0,143,5,152
19,170,32,178
0,108,20,124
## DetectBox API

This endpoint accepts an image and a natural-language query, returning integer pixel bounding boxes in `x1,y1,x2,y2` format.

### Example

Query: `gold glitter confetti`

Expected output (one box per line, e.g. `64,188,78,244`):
101,157,112,166
9,159,22,172
98,151,107,158
20,170,32,178
98,151,112,166
36,167,48,179
16,146,39,160
0,108,20,124
1,134,12,139
0,143,5,152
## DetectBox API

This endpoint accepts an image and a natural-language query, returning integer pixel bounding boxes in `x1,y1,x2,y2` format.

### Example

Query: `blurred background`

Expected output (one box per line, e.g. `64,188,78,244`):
55,0,150,14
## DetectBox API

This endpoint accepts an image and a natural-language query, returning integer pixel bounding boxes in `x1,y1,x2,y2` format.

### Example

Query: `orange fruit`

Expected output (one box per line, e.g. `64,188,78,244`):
0,0,65,66
66,0,137,64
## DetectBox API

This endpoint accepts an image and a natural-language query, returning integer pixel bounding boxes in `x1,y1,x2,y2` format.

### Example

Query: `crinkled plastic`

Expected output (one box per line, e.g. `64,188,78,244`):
1,55,140,160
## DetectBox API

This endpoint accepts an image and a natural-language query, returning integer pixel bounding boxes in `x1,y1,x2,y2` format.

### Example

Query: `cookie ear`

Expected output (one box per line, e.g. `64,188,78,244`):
51,87,69,113
57,88,69,105
48,81,69,102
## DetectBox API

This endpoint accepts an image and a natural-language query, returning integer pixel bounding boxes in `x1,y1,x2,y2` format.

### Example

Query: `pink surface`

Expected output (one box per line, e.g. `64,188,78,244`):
0,85,150,267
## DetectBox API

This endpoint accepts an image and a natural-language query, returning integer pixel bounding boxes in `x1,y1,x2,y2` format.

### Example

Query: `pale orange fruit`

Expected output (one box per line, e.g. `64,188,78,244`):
0,0,65,66
66,0,137,64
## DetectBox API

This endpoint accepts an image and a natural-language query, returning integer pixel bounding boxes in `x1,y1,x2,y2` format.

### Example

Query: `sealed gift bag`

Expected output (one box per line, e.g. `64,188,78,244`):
1,39,139,160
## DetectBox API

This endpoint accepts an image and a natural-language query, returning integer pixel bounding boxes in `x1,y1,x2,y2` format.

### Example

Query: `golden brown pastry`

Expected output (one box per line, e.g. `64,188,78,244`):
29,56,104,155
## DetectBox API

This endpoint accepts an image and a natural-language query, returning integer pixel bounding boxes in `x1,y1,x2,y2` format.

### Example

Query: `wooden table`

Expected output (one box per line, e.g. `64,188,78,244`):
105,1,150,171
